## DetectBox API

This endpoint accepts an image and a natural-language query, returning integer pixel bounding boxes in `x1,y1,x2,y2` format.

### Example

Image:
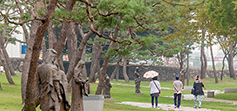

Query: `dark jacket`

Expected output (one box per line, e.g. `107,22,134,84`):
193,81,205,95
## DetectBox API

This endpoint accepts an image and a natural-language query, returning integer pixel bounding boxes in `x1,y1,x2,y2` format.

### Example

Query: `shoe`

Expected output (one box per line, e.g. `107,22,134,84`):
199,106,201,109
194,106,197,108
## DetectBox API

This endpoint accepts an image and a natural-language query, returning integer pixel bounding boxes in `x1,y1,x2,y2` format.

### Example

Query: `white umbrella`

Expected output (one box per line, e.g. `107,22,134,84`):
143,70,159,78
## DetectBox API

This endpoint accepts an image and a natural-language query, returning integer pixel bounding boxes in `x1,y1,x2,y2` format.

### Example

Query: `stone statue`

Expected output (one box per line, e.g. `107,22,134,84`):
36,49,70,111
18,61,23,72
134,67,141,93
103,74,112,98
71,60,91,111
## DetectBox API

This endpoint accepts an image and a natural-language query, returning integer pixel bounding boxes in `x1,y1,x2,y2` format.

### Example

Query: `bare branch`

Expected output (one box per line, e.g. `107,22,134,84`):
0,11,46,25
5,25,18,48
162,0,205,7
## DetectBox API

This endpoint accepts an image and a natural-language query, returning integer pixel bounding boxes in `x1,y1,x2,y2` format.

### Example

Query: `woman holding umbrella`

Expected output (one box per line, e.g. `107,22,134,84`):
144,70,161,108
149,76,161,108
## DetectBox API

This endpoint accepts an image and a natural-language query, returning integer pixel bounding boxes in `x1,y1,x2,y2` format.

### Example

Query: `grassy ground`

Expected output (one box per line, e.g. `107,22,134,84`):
0,74,237,111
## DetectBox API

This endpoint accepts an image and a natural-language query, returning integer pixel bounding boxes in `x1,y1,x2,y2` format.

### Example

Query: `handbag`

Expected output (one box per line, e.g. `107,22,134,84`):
191,88,195,95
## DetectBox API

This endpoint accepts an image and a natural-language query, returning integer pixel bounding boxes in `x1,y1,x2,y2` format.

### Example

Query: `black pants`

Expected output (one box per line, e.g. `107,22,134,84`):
174,93,181,108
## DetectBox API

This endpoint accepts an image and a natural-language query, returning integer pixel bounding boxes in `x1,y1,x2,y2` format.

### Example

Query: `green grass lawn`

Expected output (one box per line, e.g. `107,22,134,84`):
0,74,237,111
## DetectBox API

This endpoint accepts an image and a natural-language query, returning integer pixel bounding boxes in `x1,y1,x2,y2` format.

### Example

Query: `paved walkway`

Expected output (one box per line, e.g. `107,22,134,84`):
119,101,220,111
164,94,237,105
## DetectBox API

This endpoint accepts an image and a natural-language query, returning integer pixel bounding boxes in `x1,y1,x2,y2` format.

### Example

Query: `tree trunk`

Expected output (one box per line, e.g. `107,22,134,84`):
0,34,15,84
89,43,97,82
24,0,57,110
81,47,87,79
0,82,2,90
78,25,92,80
21,19,39,104
66,23,77,79
210,45,218,83
54,0,77,59
110,55,121,81
95,25,120,95
47,21,57,49
229,44,236,80
41,38,47,57
200,30,206,79
2,21,16,76
179,50,183,72
0,50,15,84
71,78,84,111
122,57,129,83
67,30,94,82
2,43,16,76
221,52,228,80
89,43,103,83
21,0,42,104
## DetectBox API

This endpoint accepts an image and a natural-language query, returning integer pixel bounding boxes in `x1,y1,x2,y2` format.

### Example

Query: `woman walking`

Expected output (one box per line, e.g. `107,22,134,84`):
149,76,161,108
193,75,206,108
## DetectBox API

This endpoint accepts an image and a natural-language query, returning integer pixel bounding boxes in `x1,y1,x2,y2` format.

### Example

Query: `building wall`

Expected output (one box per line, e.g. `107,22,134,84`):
6,27,24,58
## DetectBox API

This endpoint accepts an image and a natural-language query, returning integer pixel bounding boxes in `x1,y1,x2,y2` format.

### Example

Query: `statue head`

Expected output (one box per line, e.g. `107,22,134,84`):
75,60,85,69
135,67,139,72
43,49,57,64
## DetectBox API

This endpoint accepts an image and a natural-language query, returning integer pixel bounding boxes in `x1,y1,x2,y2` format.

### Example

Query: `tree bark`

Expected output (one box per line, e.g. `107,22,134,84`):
89,43,97,82
0,34,15,84
179,50,183,72
66,23,77,78
54,0,77,59
21,0,42,104
228,43,236,80
41,38,47,57
82,47,87,79
47,21,57,49
21,19,39,104
122,57,129,83
95,25,120,95
2,22,16,76
0,50,15,84
24,0,57,110
71,79,83,111
200,30,207,79
221,51,228,80
89,43,102,83
78,27,88,80
210,45,218,83
67,30,94,82
2,44,16,76
110,55,121,81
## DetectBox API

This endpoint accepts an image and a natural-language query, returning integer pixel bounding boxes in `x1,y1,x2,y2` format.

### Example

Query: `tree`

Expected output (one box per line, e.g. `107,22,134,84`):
208,0,237,80
24,0,58,110
81,0,205,94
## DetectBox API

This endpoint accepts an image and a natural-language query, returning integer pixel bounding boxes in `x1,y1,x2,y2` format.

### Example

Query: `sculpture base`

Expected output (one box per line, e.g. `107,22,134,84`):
134,93,144,95
104,98,114,102
83,95,104,111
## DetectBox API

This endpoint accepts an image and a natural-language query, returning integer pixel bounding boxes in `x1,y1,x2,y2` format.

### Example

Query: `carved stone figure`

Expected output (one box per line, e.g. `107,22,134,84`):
134,67,141,93
71,60,91,111
36,49,70,111
18,61,23,72
103,74,112,98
